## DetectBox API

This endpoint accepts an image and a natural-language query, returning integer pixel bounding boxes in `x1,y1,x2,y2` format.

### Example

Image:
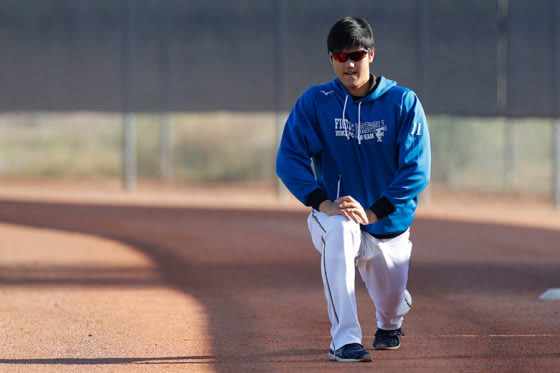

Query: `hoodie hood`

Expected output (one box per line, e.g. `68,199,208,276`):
333,75,397,103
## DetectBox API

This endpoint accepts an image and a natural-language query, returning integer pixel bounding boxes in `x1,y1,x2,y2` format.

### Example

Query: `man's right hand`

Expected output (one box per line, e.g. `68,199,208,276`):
319,199,365,224
318,198,377,226
318,199,341,217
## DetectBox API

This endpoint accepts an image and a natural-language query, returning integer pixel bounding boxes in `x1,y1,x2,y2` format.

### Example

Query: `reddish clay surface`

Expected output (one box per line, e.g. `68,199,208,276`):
0,183,559,372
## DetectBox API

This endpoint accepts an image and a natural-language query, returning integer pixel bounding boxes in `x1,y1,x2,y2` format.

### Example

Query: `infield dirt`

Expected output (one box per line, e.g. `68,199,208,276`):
0,180,559,372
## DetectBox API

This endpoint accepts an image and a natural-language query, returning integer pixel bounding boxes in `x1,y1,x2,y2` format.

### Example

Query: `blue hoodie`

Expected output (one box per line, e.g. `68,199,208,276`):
276,76,431,236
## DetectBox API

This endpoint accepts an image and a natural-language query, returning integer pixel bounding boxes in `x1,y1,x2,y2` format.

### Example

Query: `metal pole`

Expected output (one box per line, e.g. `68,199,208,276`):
159,2,172,181
504,118,515,189
160,115,172,181
415,0,426,94
497,0,509,112
554,120,560,209
121,0,136,191
274,0,289,200
551,0,559,209
416,0,430,204
123,114,136,190
497,0,513,190
0,121,3,173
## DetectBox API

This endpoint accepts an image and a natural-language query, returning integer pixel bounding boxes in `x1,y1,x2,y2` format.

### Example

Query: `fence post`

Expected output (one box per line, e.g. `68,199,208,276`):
416,0,431,205
552,0,559,209
159,1,172,181
497,0,514,192
160,116,172,181
274,0,289,201
123,115,136,191
276,112,289,200
554,119,560,209
121,0,136,191
0,122,3,173
504,118,515,189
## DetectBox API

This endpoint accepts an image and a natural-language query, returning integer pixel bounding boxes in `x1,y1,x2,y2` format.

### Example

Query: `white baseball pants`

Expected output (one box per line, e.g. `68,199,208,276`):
307,210,413,350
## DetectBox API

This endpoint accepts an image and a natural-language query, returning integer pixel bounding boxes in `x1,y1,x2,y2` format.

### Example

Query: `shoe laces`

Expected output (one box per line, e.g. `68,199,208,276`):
342,343,363,351
376,328,405,337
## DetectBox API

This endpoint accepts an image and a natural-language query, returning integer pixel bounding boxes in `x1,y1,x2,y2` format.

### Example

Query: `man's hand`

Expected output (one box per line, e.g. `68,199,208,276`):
318,199,341,217
318,196,378,225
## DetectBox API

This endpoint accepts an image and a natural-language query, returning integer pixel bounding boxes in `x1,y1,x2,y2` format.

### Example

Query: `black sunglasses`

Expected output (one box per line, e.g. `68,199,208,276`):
329,49,369,63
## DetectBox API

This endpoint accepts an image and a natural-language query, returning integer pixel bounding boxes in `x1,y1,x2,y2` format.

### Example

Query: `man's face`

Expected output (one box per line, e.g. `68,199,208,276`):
330,47,374,96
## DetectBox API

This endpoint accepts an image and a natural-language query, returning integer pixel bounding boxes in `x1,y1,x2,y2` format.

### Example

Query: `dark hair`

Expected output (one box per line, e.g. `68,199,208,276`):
327,16,375,53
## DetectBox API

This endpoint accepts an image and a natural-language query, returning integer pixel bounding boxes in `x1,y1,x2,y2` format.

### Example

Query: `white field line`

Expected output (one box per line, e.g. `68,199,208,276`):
438,334,558,338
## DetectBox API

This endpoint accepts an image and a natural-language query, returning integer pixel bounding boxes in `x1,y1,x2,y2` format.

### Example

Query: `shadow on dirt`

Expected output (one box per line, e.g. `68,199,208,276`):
0,200,558,370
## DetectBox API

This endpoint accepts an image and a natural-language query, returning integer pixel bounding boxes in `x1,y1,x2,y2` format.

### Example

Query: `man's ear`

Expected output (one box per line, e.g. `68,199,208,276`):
369,49,375,63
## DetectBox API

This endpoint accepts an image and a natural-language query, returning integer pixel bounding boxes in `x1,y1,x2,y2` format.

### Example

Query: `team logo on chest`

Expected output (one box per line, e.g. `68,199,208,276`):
372,121,388,142
334,118,388,142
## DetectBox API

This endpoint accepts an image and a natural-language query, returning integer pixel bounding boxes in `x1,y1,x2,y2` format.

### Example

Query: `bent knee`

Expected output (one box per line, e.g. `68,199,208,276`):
322,216,361,252
326,215,360,235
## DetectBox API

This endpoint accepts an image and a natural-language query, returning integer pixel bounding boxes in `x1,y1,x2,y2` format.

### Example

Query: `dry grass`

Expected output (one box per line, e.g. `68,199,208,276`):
0,112,556,201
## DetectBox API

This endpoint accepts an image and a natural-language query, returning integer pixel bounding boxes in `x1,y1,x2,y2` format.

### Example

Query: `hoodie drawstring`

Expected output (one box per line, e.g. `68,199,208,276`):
357,101,362,145
342,95,349,140
342,95,362,145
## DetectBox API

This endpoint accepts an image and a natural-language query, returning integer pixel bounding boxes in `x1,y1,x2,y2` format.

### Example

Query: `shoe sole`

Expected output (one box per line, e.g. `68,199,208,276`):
328,352,372,362
373,344,400,350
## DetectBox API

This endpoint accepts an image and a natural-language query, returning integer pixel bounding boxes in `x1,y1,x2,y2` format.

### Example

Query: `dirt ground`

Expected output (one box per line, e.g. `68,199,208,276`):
0,180,559,372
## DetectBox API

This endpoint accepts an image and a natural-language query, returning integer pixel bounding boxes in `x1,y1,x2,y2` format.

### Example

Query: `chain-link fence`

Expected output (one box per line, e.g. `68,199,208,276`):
0,1,558,206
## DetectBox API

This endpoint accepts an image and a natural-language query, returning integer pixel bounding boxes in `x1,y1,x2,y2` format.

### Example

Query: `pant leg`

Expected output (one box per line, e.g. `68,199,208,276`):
307,210,363,350
356,230,413,330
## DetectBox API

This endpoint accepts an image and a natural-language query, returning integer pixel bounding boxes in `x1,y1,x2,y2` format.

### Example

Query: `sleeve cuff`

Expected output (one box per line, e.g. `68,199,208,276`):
306,188,329,211
369,196,395,220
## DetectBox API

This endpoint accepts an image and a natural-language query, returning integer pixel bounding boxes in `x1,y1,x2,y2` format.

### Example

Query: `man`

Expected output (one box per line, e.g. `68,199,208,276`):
276,16,431,362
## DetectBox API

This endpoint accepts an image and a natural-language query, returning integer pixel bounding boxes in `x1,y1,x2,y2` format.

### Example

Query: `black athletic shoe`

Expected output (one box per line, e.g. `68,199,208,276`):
373,328,405,350
328,343,372,362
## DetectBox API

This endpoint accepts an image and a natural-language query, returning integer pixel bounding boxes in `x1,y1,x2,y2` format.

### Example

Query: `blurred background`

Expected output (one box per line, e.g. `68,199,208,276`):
0,0,558,207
